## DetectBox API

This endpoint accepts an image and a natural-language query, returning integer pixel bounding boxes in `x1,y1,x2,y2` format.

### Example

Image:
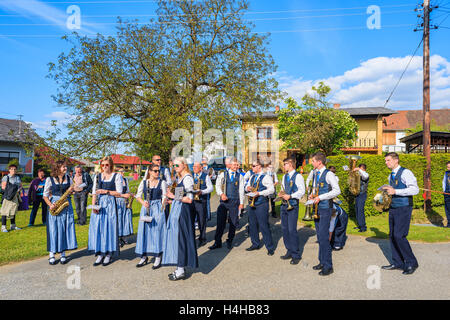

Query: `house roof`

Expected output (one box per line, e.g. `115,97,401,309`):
93,154,152,165
399,130,450,143
240,107,396,120
383,109,450,131
0,118,38,143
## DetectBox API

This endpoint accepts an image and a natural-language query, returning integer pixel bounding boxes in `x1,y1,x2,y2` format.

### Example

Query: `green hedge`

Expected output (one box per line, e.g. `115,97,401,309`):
327,154,450,217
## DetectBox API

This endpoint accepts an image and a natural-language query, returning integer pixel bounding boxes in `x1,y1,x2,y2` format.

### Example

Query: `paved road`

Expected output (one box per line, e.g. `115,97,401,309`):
1,195,450,300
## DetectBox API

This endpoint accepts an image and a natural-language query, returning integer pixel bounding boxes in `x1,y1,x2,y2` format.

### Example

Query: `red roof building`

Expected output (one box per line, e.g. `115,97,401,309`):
94,154,152,172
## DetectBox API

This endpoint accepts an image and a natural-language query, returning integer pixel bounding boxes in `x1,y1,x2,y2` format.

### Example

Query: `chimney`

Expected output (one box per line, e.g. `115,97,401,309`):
275,105,280,112
333,103,340,109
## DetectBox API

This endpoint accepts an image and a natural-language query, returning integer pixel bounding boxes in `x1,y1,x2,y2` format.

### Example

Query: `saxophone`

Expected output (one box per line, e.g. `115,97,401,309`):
50,186,73,216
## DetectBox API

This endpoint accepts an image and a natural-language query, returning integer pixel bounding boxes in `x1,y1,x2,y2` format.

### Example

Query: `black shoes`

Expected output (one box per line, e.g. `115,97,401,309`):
93,258,103,267
48,258,58,266
332,247,343,251
102,258,113,267
358,229,367,233
267,250,274,256
208,243,222,250
319,268,334,276
136,257,149,268
290,258,301,265
60,257,70,265
280,253,291,260
168,272,186,281
381,264,402,270
152,263,162,270
402,266,418,275
198,239,207,247
226,241,233,250
313,263,324,270
246,246,260,251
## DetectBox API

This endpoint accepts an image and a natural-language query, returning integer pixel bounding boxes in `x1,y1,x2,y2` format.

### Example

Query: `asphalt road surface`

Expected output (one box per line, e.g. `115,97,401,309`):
1,195,449,300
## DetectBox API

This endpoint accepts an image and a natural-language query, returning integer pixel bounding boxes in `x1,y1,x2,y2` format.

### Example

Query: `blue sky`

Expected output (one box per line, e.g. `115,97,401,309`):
1,0,449,137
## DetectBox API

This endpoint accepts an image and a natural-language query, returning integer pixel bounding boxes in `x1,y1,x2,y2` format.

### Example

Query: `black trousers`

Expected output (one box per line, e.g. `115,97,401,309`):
214,198,240,244
28,196,47,225
193,199,208,242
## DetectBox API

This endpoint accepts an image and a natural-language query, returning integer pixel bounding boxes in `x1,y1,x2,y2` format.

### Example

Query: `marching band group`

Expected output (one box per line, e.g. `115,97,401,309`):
2,150,431,280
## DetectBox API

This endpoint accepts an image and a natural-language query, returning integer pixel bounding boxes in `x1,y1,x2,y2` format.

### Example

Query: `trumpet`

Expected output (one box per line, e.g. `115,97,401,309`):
275,183,293,211
248,176,261,208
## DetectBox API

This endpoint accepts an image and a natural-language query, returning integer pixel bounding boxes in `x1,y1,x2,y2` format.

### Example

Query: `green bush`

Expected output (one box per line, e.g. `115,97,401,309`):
327,154,450,217
20,175,33,183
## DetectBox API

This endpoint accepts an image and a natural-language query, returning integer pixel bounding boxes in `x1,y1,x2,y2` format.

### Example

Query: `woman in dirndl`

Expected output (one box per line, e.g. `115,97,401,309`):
116,168,134,247
135,163,167,268
162,157,198,280
88,156,123,267
42,160,78,265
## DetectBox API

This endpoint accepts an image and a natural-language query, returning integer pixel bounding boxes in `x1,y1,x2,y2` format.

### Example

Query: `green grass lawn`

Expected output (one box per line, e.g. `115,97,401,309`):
1,178,449,266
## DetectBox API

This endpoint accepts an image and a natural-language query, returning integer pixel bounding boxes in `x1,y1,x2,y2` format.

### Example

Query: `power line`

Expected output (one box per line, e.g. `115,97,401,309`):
0,10,415,26
0,3,416,17
382,36,424,109
0,24,416,38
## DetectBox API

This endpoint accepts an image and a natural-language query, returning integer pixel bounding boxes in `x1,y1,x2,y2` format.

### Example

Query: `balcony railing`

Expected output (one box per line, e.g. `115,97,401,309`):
344,138,377,148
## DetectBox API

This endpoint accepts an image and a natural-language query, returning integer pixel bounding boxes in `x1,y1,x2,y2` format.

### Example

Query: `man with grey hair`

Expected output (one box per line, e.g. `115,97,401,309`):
72,165,93,225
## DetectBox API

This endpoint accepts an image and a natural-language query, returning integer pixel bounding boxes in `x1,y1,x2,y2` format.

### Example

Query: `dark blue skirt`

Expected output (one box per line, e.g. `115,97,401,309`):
162,201,198,268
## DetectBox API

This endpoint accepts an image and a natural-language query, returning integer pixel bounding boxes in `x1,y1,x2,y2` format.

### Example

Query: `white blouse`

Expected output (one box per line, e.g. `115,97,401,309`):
136,179,167,200
43,176,73,198
92,173,123,195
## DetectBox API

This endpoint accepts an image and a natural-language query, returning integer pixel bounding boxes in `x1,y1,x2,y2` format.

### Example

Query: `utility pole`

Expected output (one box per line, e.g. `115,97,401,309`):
422,0,431,213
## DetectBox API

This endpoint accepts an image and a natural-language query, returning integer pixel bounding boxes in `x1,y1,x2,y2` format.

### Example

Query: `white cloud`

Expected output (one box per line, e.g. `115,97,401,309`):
278,54,450,110
29,111,74,132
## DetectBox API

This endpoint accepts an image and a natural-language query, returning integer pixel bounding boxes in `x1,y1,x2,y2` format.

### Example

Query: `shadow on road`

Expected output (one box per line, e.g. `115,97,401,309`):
365,228,392,263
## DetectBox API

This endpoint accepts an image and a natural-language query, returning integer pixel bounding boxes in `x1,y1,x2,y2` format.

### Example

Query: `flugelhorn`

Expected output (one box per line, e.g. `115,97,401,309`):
275,182,293,211
248,176,261,208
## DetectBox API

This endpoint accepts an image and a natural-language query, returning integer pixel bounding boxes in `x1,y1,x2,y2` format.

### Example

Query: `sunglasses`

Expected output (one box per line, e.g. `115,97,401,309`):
152,170,160,173
154,159,161,161
252,165,260,167
174,164,180,168
101,164,110,167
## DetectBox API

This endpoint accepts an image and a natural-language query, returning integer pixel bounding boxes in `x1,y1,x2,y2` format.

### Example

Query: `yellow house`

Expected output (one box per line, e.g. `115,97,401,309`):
240,105,396,169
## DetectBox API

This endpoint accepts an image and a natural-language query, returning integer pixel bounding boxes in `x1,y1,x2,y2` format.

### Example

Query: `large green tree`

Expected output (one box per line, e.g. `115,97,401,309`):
277,82,358,155
47,0,281,161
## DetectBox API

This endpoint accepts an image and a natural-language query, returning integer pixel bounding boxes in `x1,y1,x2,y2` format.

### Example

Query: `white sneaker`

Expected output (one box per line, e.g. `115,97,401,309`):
10,225,21,231
195,222,199,230
1,227,8,233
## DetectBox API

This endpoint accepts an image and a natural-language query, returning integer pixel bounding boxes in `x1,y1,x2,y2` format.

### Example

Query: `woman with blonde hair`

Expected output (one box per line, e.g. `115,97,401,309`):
134,163,167,268
42,160,77,265
88,156,123,267
162,157,198,280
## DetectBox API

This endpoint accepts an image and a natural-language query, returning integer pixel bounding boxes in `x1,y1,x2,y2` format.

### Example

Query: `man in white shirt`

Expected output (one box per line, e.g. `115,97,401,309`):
209,157,244,250
201,157,215,221
354,163,369,232
279,158,305,265
245,160,275,255
381,152,419,275
309,152,340,276
192,162,213,247
264,163,279,218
